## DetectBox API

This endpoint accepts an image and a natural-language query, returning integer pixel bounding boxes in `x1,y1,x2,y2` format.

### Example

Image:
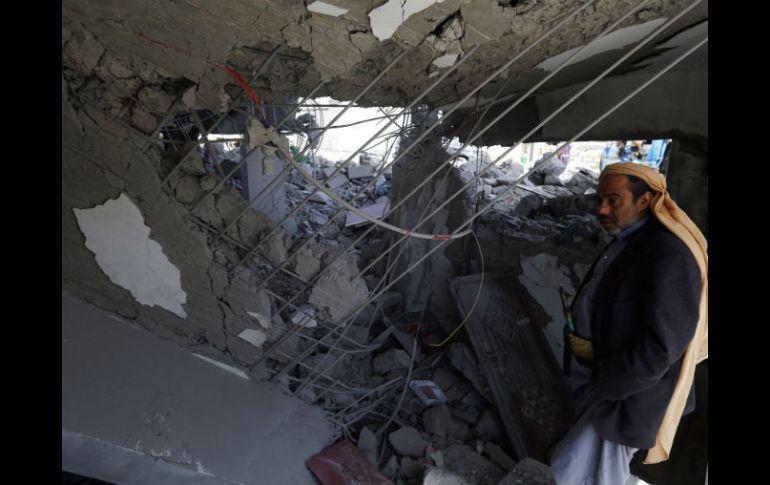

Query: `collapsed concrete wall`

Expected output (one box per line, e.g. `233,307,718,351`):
62,70,298,379
387,113,471,326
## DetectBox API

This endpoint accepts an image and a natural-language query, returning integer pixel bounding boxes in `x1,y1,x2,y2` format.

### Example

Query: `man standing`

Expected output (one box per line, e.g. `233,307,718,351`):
549,163,708,484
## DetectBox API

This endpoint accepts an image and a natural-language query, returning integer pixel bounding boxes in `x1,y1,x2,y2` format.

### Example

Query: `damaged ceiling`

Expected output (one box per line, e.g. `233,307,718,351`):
62,0,707,131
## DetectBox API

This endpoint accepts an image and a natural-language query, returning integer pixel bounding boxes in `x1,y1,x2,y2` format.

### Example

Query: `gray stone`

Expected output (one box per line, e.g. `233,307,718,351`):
449,406,479,425
483,442,515,471
513,195,543,218
382,455,399,477
308,249,369,324
180,152,207,175
448,420,469,441
401,457,426,479
422,405,452,437
348,164,374,179
389,426,428,457
544,174,563,186
309,212,328,226
309,191,333,204
356,429,378,467
326,173,350,189
422,468,472,485
442,444,505,485
373,349,412,375
474,409,503,442
199,174,221,193
174,173,202,204
448,343,492,402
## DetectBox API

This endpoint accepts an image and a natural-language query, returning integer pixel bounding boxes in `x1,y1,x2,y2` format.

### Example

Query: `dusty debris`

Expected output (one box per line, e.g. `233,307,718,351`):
382,455,399,478
389,426,428,457
423,405,452,437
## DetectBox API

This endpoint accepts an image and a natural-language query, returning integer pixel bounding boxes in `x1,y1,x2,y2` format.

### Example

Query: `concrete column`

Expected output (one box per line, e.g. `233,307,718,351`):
665,137,708,237
240,146,294,233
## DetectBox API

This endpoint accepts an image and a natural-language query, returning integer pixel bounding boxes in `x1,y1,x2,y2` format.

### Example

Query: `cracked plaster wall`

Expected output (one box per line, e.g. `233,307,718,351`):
63,76,290,379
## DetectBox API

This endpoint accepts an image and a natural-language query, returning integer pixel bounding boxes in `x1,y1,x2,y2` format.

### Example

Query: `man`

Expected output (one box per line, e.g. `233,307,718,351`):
549,163,708,484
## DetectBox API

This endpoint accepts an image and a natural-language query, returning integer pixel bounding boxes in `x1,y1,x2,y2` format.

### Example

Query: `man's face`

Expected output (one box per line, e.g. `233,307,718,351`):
596,174,651,235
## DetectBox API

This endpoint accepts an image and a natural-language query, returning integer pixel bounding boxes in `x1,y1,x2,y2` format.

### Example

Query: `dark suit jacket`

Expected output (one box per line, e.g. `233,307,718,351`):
574,217,701,449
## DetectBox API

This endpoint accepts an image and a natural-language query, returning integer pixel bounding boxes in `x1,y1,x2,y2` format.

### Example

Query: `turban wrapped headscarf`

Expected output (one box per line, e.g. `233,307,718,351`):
601,163,707,464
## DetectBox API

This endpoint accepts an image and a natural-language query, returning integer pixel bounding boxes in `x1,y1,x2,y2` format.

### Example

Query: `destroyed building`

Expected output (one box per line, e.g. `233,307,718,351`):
62,1,708,484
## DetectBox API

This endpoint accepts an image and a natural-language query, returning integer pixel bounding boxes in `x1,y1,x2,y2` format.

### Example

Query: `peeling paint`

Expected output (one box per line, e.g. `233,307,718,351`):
193,354,250,380
369,0,445,41
536,18,668,72
307,1,348,17
73,193,187,318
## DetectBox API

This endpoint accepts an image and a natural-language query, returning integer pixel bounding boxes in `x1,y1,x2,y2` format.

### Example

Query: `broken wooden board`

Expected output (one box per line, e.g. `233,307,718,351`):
306,439,393,485
450,272,574,462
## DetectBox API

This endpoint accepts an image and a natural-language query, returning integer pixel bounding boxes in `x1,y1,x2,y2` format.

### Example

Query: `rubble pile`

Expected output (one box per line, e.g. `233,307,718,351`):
285,153,392,242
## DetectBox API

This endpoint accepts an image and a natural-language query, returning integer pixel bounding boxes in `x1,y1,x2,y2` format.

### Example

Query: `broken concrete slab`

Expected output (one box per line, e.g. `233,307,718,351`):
382,455,399,477
308,249,369,324
401,456,426,479
326,172,350,189
389,426,428,457
346,200,390,227
73,193,187,318
237,328,267,348
348,164,374,179
423,405,452,437
310,190,333,204
293,245,324,282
